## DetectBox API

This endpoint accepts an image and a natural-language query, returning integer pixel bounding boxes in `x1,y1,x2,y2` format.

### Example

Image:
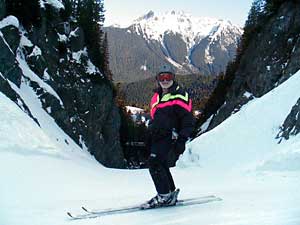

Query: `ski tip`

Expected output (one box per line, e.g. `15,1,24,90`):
82,206,89,212
67,212,74,218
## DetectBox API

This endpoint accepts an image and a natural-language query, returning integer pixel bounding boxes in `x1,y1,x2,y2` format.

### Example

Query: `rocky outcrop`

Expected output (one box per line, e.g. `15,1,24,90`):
277,97,300,141
0,4,124,167
0,19,30,116
208,1,300,134
163,32,187,64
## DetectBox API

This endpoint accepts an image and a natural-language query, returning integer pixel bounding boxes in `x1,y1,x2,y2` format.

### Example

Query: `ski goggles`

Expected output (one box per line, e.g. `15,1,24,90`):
157,73,174,82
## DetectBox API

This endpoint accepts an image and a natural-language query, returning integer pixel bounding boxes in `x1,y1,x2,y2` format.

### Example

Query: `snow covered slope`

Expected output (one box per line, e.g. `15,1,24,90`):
180,70,300,172
1,71,300,225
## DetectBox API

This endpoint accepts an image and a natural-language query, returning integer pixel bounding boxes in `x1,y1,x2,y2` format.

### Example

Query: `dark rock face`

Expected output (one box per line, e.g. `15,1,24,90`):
0,25,21,87
0,7,124,167
208,1,300,133
0,23,40,124
0,0,5,20
163,32,187,64
190,29,238,76
190,37,212,75
277,98,300,141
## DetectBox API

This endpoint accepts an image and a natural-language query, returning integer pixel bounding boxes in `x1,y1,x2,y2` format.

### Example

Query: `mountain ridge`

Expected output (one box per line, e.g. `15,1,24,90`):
105,10,242,82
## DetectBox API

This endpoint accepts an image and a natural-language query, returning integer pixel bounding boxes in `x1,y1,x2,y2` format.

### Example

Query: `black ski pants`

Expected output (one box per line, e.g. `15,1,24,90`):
149,137,176,194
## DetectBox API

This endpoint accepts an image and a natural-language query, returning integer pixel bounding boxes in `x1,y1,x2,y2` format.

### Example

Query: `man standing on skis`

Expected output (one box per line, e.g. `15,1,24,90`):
142,64,195,209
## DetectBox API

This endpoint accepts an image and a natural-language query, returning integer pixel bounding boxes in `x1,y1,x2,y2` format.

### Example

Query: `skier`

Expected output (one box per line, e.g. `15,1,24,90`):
142,64,195,209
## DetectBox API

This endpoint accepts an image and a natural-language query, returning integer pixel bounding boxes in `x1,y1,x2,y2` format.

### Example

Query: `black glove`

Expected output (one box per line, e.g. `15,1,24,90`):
174,136,187,157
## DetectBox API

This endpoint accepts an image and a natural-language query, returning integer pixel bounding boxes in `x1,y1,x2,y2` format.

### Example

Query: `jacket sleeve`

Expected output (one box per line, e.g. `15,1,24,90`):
174,93,195,139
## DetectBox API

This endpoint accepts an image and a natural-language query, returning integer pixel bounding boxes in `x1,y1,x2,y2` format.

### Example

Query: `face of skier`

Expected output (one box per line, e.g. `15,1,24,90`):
157,73,174,89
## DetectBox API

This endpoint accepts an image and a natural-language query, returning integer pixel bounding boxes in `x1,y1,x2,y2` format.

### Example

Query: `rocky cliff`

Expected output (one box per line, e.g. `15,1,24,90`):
207,1,300,141
0,2,124,168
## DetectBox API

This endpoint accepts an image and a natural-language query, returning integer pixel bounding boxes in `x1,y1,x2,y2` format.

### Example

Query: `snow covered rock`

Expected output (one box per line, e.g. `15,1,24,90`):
0,8,124,167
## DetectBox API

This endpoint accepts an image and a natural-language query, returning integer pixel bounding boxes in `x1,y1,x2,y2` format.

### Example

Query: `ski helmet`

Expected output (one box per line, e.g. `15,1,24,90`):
156,64,175,80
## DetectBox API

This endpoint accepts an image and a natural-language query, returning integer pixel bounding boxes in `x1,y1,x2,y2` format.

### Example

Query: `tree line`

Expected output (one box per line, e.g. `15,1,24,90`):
5,0,112,81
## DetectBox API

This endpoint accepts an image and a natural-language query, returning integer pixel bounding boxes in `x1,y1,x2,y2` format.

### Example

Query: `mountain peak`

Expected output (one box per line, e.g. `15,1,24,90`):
129,10,241,48
136,10,155,21
135,10,189,23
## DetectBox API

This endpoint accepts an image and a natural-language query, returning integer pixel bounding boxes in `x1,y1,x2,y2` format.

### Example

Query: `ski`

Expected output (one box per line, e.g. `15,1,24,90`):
67,195,222,220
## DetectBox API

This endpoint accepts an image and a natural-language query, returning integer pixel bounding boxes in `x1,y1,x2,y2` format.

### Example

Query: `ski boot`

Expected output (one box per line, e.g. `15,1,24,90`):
140,188,180,209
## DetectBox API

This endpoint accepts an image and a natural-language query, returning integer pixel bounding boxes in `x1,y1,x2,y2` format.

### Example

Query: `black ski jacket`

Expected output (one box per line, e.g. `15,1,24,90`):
149,82,195,142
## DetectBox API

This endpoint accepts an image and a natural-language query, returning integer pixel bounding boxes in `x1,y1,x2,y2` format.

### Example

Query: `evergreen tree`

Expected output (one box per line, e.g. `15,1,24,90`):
60,0,73,21
77,0,105,74
265,0,285,14
115,83,131,145
5,0,41,28
240,0,266,58
102,32,113,81
245,0,264,29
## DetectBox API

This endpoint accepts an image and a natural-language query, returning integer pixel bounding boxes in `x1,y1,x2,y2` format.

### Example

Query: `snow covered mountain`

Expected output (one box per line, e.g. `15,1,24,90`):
105,10,242,82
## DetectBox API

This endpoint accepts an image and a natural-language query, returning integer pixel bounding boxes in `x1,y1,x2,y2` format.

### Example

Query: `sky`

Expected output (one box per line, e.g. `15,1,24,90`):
104,0,254,27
